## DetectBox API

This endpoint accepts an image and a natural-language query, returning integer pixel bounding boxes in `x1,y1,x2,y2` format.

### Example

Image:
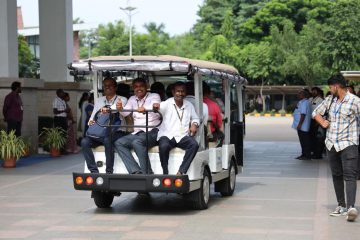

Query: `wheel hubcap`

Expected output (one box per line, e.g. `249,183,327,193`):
203,175,210,204
230,165,236,190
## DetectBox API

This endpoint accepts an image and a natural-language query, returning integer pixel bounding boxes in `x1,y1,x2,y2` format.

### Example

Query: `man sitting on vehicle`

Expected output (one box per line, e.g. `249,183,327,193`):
203,82,224,146
115,78,161,174
153,81,200,175
81,77,127,174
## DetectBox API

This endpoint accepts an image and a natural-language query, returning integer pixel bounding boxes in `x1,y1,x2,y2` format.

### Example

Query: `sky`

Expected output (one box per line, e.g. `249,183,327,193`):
17,0,204,36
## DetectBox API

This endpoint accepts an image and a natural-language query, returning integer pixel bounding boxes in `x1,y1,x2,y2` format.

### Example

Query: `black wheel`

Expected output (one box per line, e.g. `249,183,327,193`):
188,169,210,210
92,191,114,208
216,160,236,197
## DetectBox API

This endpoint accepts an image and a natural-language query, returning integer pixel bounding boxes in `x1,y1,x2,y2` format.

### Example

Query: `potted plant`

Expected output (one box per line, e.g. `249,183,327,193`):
0,130,26,168
39,127,67,157
21,136,32,157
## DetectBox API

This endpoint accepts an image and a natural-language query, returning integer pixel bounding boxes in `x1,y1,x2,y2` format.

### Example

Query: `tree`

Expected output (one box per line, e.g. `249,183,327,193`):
193,0,233,38
132,22,170,55
18,35,37,78
323,0,360,72
220,10,235,40
270,20,329,86
166,33,200,58
239,0,333,44
238,41,272,111
93,21,129,56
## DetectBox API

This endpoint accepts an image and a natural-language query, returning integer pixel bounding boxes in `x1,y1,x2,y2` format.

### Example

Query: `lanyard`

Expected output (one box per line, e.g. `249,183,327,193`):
104,96,118,107
136,93,148,108
173,104,184,123
333,99,344,117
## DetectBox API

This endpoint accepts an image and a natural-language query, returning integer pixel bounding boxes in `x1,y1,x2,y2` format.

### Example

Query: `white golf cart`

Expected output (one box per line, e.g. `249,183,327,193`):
69,55,247,210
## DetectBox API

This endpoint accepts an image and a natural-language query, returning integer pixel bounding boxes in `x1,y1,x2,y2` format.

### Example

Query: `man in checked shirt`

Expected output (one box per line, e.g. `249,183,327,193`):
313,74,359,222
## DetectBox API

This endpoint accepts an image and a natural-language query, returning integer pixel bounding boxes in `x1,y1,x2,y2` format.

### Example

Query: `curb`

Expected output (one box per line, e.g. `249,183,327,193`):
246,113,292,117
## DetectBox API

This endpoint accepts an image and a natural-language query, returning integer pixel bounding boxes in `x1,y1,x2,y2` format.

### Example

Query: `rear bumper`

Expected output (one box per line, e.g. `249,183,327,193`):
73,172,190,193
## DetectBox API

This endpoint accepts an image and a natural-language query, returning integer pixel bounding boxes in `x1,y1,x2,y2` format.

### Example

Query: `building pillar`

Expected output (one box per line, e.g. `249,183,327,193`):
0,0,18,77
39,0,73,82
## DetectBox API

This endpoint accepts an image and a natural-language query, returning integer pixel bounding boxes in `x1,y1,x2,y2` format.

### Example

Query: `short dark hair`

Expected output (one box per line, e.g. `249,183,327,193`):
150,82,165,93
311,87,321,93
103,77,117,87
56,88,64,95
203,82,211,95
327,74,347,88
11,81,21,91
172,81,186,89
132,78,147,86
185,81,195,96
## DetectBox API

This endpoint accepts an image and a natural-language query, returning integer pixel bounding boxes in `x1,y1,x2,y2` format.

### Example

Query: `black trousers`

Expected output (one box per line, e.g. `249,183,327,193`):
297,129,311,158
327,145,358,208
158,136,199,174
309,120,324,158
54,116,68,132
7,120,22,137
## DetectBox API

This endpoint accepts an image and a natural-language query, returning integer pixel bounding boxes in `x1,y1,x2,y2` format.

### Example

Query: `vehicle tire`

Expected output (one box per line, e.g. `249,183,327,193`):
188,169,210,210
218,160,236,197
92,191,114,208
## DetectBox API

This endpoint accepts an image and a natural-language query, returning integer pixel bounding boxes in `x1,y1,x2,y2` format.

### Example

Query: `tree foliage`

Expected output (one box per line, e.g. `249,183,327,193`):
18,35,37,78
322,0,360,72
78,0,360,87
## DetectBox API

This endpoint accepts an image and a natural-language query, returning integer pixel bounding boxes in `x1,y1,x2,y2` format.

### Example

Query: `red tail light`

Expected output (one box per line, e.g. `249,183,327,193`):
162,178,172,187
85,176,94,185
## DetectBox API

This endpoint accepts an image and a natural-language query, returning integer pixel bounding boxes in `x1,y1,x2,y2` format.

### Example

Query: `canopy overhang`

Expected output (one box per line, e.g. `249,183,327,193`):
68,55,247,85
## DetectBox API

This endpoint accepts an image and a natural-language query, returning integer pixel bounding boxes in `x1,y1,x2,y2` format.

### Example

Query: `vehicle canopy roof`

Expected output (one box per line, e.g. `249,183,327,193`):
68,55,247,85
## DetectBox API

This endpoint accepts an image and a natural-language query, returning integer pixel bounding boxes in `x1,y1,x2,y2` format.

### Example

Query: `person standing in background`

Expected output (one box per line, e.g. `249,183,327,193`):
53,89,69,132
309,87,324,159
64,92,79,154
78,92,89,137
292,90,312,160
83,93,94,137
3,81,23,137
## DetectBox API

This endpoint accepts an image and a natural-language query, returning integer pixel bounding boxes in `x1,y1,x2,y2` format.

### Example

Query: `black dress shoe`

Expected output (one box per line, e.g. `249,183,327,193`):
295,155,303,159
298,156,311,160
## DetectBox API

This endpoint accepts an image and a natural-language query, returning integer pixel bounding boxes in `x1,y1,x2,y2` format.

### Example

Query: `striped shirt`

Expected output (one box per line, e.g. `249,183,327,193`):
53,97,67,117
312,93,360,152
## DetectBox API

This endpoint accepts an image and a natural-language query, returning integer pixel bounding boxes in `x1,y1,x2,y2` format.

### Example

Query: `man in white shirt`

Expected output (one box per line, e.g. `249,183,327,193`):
81,77,127,174
115,78,161,174
53,88,69,132
153,81,200,175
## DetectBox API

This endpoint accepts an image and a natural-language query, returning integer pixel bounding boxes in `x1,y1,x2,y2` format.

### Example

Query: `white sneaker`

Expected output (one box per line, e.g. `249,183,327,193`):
329,206,347,216
346,207,358,222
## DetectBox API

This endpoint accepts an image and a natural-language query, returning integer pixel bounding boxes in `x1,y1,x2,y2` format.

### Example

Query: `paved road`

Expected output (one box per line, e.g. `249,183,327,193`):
0,117,359,239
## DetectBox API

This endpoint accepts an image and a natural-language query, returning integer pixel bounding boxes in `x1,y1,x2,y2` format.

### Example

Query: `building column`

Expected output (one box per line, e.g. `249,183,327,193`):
0,0,18,77
39,0,73,82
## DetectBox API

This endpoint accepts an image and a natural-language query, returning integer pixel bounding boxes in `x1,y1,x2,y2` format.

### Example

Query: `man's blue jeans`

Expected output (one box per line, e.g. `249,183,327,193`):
114,128,158,174
81,131,125,174
327,145,358,208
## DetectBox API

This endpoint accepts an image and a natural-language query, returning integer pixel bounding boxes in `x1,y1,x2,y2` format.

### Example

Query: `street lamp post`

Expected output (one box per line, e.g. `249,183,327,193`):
120,5,136,56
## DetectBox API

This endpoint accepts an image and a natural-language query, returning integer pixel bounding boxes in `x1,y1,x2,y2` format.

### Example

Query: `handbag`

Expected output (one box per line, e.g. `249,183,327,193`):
86,111,121,139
